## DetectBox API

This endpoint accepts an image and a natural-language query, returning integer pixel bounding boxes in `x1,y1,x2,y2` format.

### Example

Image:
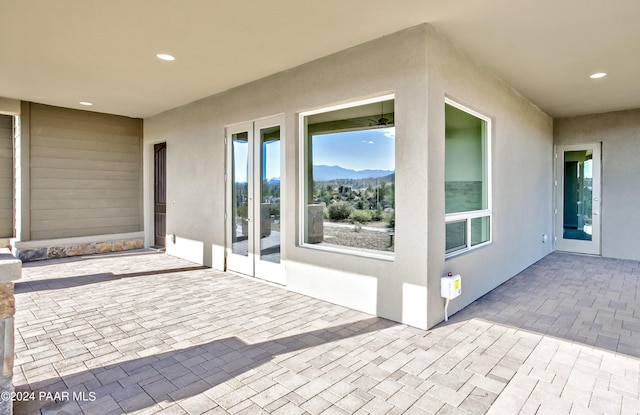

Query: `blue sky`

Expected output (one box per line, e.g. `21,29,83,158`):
583,159,592,178
312,127,395,171
233,140,281,182
233,142,249,183
233,127,395,182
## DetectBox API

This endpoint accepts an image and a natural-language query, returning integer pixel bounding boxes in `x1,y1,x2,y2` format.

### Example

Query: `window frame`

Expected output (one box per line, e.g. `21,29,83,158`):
298,94,396,261
444,98,492,258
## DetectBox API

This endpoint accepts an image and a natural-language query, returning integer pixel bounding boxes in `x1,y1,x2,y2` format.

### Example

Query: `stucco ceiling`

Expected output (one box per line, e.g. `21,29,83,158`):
1,0,638,119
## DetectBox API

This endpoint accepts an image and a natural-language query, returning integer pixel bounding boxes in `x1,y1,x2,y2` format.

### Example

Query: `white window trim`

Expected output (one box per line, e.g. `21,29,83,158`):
298,94,396,260
444,98,493,259
445,210,492,257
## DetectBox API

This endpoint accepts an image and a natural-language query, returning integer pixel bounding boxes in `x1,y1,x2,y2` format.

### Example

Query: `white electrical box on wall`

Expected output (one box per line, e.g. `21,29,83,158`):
441,273,461,300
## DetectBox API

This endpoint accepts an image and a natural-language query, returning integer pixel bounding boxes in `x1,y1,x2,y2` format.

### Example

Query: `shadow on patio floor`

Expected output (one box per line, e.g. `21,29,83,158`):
15,266,208,293
14,317,396,414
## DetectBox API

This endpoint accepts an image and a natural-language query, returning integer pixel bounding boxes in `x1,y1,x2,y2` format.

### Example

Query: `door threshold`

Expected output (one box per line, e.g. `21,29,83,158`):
553,249,601,257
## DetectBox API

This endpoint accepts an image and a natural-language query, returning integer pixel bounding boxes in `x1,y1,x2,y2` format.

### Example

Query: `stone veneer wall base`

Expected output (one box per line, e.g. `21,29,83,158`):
14,238,145,262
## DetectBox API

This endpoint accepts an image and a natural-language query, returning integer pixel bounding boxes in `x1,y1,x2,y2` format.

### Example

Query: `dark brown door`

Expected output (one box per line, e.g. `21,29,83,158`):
154,143,167,247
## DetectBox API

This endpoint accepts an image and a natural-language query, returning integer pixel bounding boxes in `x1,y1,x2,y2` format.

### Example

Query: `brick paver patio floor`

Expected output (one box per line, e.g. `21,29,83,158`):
12,250,640,414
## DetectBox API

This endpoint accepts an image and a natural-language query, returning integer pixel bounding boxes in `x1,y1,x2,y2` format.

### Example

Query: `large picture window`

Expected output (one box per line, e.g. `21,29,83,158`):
301,95,395,258
445,99,491,256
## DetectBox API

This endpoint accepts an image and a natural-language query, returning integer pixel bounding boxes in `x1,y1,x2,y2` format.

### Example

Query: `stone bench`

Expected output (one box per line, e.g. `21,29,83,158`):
0,249,21,415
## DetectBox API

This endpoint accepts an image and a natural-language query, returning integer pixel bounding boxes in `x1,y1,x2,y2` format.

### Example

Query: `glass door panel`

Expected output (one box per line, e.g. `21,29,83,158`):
232,132,250,256
226,123,254,277
259,126,281,264
562,151,593,241
555,144,601,255
253,116,285,285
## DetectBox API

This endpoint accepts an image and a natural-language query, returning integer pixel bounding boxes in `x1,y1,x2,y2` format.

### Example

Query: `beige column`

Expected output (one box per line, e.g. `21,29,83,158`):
0,250,21,415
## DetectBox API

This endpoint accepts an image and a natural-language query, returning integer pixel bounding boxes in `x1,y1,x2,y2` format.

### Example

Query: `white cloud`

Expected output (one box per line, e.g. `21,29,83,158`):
382,127,395,139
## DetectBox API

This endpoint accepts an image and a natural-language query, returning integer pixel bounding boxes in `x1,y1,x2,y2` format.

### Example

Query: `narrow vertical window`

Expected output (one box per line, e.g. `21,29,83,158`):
300,95,395,257
445,100,491,256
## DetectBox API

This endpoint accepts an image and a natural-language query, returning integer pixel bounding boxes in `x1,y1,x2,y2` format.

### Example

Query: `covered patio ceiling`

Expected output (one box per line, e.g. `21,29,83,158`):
1,0,639,119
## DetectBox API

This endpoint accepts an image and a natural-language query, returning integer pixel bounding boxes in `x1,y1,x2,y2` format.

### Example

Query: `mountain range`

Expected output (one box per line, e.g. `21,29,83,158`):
313,165,393,181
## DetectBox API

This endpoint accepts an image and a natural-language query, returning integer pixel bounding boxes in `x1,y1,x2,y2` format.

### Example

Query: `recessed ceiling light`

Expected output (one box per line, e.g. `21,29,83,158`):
79,101,93,106
590,72,607,79
156,53,176,61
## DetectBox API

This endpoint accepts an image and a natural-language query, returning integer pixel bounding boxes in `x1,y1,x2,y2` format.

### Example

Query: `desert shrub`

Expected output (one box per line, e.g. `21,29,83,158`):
371,203,383,221
350,209,374,223
384,209,395,228
327,201,353,221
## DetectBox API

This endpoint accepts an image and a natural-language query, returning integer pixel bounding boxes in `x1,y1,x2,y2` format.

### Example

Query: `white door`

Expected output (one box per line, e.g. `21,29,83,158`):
555,144,601,255
226,116,285,284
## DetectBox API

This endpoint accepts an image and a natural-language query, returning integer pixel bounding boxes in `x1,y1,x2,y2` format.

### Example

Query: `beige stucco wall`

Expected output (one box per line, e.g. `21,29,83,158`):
554,109,640,261
145,24,554,328
425,26,554,328
145,25,429,327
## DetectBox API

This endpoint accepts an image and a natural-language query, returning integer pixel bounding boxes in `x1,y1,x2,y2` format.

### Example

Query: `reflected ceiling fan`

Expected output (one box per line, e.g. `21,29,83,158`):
369,101,394,127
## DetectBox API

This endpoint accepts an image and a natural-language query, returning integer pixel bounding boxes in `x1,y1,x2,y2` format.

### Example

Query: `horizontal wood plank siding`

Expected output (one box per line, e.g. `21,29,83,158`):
30,104,142,240
0,115,13,238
